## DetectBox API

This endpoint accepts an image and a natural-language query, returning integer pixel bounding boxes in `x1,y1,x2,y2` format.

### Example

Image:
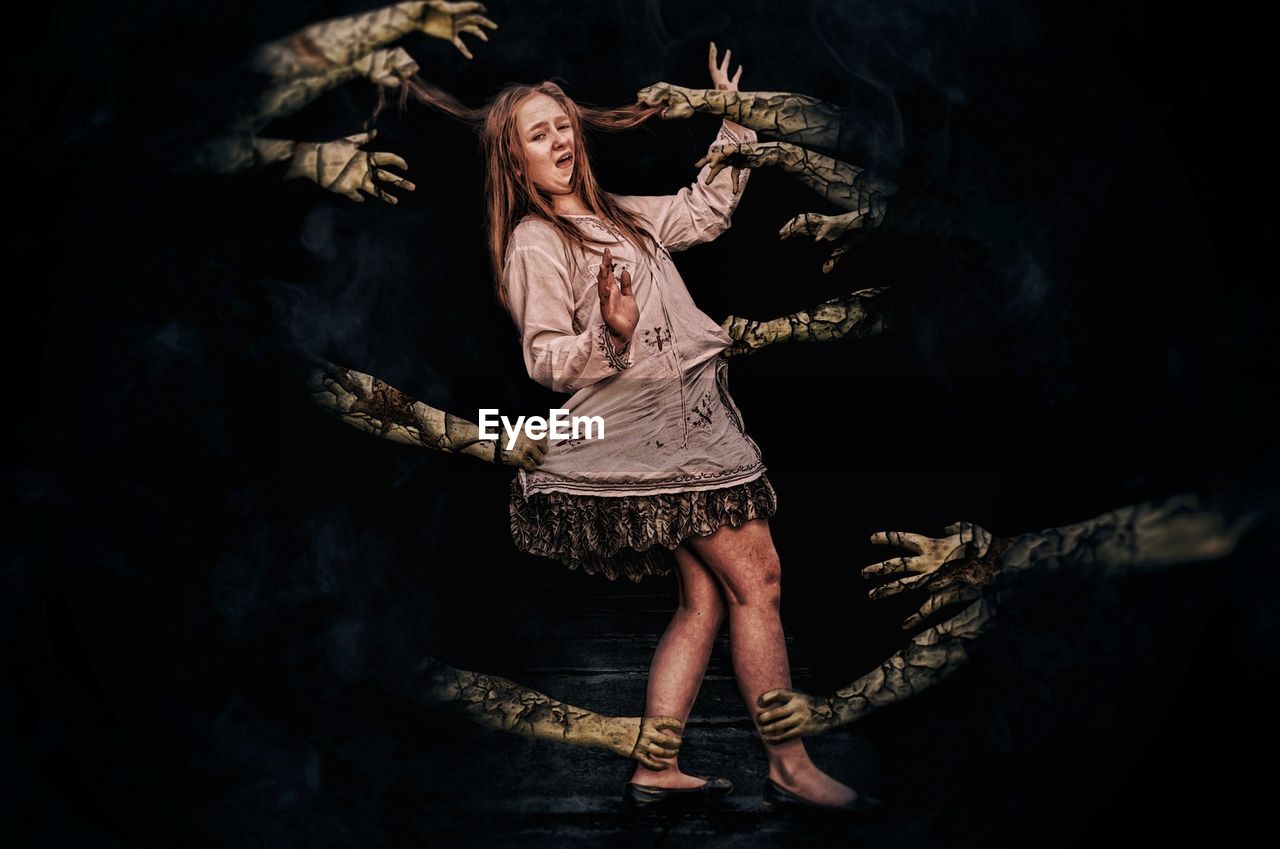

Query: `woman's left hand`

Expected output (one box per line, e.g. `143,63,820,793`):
708,41,743,91
708,42,750,144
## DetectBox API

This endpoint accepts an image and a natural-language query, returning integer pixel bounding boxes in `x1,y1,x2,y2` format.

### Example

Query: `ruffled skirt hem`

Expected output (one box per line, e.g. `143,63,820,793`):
509,473,778,582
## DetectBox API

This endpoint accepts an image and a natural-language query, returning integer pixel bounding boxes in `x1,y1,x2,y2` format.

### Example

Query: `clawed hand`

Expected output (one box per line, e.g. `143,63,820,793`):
420,1,498,61
630,715,684,769
863,523,995,630
284,129,415,205
497,432,549,472
754,689,838,744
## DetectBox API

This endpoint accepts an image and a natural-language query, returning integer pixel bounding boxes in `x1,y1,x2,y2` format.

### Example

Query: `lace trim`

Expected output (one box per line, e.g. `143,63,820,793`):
509,473,778,582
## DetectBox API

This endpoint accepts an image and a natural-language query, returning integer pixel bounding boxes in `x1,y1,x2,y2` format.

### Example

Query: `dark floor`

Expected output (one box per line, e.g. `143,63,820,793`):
408,581,945,848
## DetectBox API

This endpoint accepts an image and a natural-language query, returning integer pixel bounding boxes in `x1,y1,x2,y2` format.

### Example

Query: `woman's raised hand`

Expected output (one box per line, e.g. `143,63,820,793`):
597,247,638,345
708,41,744,91
635,42,744,118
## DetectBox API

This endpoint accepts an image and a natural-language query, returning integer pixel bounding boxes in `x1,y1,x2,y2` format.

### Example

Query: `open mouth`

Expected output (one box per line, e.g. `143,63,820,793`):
555,151,574,170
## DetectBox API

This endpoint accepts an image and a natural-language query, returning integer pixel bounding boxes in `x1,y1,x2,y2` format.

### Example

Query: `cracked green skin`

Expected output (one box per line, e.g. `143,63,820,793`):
418,658,682,768
193,3,494,199
719,287,889,358
756,495,1254,741
638,83,898,271
307,359,547,471
698,140,896,212
191,49,418,179
253,1,496,78
638,84,851,150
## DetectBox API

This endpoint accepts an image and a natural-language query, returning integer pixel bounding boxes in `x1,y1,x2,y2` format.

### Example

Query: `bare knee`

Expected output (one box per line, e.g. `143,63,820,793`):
724,552,782,610
677,583,727,629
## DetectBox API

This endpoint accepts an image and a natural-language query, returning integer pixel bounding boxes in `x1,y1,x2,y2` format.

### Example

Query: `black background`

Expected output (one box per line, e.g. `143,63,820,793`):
9,1,1280,845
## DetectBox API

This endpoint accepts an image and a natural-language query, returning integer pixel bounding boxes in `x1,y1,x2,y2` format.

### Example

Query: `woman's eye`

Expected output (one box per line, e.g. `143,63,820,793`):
533,133,546,141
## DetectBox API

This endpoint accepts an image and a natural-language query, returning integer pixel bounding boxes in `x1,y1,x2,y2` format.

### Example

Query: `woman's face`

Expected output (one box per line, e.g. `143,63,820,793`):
514,92,576,196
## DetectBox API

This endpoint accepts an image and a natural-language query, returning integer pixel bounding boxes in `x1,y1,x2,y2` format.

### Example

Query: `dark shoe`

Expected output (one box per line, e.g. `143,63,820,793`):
623,777,734,810
762,778,884,815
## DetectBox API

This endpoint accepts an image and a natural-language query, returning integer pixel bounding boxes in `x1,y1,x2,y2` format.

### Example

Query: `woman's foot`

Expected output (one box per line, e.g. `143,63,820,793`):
767,761,857,807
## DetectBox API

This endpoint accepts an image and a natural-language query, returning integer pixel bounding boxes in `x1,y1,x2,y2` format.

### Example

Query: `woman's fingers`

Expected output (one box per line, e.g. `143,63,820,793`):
618,267,633,296
596,248,613,299
732,64,743,86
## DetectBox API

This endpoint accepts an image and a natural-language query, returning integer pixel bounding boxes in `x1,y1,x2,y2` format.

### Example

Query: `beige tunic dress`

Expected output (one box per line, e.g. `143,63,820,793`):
505,121,778,581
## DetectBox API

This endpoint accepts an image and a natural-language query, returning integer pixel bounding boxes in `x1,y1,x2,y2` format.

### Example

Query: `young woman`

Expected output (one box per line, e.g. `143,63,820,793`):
485,44,874,812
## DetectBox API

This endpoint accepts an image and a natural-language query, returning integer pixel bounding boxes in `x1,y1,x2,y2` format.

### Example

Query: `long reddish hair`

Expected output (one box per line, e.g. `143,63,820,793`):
372,77,663,315
481,83,663,316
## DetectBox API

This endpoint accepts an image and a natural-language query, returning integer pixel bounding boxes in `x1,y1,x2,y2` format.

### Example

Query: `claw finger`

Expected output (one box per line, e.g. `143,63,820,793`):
861,557,914,578
756,707,789,725
869,574,928,600
757,689,787,707
869,530,927,552
768,717,805,734
371,151,409,170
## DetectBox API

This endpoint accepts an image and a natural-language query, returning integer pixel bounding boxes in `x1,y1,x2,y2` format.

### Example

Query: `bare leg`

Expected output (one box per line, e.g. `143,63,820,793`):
629,544,727,788
688,518,857,807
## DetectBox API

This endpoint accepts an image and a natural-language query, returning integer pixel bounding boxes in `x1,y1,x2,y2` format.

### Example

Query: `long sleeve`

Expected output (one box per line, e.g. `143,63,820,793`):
503,233,634,394
614,120,757,252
